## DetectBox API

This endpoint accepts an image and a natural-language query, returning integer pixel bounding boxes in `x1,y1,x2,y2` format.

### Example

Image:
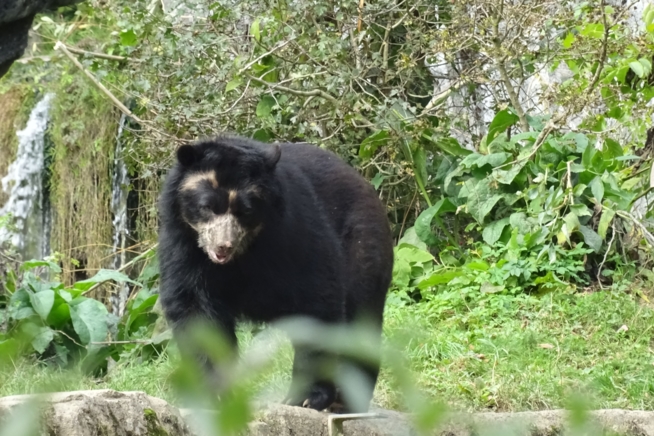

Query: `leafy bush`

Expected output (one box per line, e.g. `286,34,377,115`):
0,251,167,374
390,108,651,299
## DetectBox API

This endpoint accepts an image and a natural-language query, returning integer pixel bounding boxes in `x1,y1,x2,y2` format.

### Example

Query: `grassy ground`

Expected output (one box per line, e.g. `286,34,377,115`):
1,288,653,412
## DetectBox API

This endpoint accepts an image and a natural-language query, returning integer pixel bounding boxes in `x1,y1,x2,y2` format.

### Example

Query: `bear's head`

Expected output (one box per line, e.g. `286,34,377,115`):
173,138,282,264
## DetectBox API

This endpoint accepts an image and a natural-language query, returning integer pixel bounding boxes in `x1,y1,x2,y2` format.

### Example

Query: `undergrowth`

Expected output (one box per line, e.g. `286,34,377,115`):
2,285,654,412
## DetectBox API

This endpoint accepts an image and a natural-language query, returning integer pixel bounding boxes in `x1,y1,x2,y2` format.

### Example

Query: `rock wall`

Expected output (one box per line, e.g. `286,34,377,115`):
2,390,654,436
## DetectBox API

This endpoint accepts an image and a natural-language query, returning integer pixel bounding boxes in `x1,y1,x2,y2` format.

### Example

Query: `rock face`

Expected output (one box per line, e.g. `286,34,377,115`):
0,390,192,436
2,390,654,436
0,0,82,78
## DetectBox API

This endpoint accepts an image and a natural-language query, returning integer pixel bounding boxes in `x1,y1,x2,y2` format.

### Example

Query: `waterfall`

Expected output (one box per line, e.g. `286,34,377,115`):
0,93,54,261
110,114,131,317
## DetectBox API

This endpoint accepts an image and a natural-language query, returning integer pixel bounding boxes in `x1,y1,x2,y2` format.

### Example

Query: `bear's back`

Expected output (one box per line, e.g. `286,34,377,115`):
275,143,387,234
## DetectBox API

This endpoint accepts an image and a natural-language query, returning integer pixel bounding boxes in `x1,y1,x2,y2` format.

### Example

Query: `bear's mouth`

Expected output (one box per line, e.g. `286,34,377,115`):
207,247,233,264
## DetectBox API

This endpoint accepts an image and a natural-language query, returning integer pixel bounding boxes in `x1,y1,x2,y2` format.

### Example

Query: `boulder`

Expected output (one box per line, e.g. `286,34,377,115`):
0,390,192,436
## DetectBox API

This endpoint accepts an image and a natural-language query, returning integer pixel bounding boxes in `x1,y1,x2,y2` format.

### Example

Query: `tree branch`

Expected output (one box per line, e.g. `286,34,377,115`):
238,38,295,75
55,41,144,124
81,243,158,296
246,74,340,105
63,44,136,62
491,2,529,132
587,0,609,94
496,112,567,169
616,211,654,247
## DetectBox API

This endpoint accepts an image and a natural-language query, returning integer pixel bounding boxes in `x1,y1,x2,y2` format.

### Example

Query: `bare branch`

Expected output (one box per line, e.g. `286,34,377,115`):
55,41,144,124
64,45,136,62
597,222,616,289
587,0,609,94
496,112,567,169
246,74,340,105
238,38,295,75
616,211,654,247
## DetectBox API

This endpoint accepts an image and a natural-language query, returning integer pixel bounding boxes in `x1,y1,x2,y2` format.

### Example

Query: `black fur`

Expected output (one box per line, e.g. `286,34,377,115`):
157,135,394,412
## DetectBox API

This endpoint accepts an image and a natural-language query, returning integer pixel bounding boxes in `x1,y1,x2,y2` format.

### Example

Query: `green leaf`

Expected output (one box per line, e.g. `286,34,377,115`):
0,338,20,364
81,346,116,376
463,180,503,223
465,261,489,271
414,198,456,245
426,136,472,157
392,259,412,288
579,225,602,252
20,323,54,354
510,212,531,234
602,138,623,160
639,58,653,77
398,227,428,251
72,269,138,294
482,217,510,245
396,246,434,264
413,147,428,190
370,173,385,190
589,176,604,203
573,183,588,197
580,23,604,39
481,282,504,294
359,131,390,159
598,207,616,239
217,388,252,434
645,4,654,27
251,19,261,42
417,269,463,289
225,78,242,92
29,290,55,321
31,326,54,354
561,212,580,242
493,160,527,184
459,153,481,168
47,301,71,328
20,259,61,273
120,29,137,47
488,109,520,143
126,295,159,333
562,32,575,48
629,60,645,78
476,152,510,168
252,129,271,142
255,95,275,118
69,298,109,345
570,204,592,217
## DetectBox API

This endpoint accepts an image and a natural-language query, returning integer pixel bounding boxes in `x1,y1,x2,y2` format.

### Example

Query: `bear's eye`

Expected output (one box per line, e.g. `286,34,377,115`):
199,204,212,213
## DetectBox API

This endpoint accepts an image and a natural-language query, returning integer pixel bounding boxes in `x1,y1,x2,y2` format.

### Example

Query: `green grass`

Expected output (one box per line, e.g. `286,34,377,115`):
2,289,654,412
378,288,654,412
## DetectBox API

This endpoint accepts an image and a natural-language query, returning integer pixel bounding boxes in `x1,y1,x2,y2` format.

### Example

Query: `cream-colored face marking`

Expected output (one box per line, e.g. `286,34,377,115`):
195,213,247,264
180,171,218,191
228,190,237,205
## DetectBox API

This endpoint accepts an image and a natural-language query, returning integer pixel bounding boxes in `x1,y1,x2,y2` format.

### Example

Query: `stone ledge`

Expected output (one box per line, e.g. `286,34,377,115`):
2,389,654,436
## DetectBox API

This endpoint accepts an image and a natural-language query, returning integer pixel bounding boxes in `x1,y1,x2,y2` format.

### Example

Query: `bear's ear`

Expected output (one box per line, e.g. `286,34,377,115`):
264,143,281,170
176,145,197,167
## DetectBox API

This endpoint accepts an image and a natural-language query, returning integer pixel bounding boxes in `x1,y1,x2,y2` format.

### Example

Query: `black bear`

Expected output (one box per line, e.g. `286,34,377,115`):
157,135,393,413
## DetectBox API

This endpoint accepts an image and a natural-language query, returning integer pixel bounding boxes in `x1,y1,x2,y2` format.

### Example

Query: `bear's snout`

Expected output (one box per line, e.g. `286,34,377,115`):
207,242,234,264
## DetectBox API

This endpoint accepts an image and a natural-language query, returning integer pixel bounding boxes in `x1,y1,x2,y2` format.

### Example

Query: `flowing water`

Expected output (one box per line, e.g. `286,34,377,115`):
0,93,54,261
110,114,131,317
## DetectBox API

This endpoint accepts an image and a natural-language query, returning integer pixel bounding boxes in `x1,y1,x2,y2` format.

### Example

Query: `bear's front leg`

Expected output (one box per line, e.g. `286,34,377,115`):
162,294,238,395
283,345,338,411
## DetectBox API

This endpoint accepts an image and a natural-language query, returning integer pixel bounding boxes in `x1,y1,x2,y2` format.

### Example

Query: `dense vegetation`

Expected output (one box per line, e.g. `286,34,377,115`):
2,0,654,433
